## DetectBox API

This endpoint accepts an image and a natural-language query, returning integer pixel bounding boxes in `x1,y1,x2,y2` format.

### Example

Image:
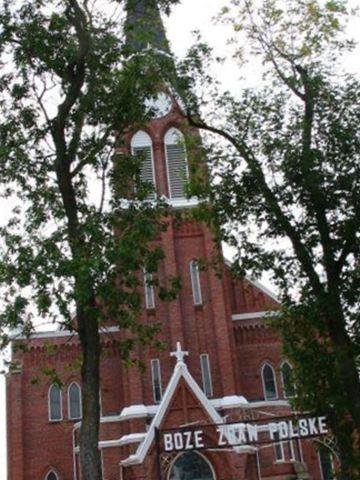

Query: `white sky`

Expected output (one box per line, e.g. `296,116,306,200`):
0,0,359,475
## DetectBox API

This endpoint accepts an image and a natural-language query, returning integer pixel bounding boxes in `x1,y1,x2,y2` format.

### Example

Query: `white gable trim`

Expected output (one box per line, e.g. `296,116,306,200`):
224,258,279,303
232,311,277,321
246,277,279,304
121,360,224,466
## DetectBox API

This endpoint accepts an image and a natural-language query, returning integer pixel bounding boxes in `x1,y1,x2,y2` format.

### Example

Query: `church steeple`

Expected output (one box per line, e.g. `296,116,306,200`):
124,0,171,55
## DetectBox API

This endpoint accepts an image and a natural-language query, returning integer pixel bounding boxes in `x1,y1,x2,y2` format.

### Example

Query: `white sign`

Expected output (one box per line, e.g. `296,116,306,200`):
162,416,328,452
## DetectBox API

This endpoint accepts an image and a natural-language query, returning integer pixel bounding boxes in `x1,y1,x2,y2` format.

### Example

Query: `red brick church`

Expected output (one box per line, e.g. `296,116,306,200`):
6,1,333,479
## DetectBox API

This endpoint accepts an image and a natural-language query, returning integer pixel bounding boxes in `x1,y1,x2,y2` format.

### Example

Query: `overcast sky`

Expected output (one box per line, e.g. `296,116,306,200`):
0,0,359,475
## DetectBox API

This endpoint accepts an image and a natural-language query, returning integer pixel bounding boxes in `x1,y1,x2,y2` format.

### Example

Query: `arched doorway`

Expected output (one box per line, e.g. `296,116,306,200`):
168,451,215,480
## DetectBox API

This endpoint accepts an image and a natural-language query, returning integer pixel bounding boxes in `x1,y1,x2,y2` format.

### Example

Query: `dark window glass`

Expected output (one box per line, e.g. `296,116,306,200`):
68,383,82,420
46,471,58,480
200,354,213,398
190,261,202,305
49,385,62,421
262,364,277,400
151,359,162,403
144,271,155,309
169,452,214,480
273,432,284,462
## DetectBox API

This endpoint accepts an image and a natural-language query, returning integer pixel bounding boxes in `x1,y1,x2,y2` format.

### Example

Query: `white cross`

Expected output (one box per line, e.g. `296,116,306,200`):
170,342,189,364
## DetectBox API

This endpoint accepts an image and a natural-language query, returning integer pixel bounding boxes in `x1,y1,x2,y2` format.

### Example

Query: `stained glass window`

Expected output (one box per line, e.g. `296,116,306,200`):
262,363,277,400
68,382,82,420
169,452,214,480
48,385,62,421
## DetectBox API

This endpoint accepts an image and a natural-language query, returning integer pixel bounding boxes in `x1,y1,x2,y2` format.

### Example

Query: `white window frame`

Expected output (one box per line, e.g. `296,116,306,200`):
280,360,295,399
261,363,278,401
131,130,157,198
67,381,82,420
45,471,59,480
164,127,189,200
48,384,63,422
273,432,285,462
151,359,163,403
289,440,295,461
200,353,213,398
190,260,203,306
144,270,155,310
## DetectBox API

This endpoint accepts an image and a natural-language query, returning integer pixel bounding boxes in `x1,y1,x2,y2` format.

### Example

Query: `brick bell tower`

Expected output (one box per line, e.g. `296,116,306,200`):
120,0,238,402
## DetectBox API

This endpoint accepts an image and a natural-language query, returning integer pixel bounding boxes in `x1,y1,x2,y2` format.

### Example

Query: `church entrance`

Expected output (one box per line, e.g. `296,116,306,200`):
168,452,215,480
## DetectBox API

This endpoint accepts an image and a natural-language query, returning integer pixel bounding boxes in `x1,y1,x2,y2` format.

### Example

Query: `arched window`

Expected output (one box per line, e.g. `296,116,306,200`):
168,452,215,480
164,128,188,199
261,363,278,400
131,130,156,199
48,384,62,422
190,260,202,305
280,361,295,398
68,382,82,420
144,270,155,310
200,354,213,398
45,471,58,480
151,359,163,403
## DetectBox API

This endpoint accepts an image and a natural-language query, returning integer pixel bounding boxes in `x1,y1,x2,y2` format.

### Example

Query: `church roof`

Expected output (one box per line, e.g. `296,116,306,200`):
124,0,171,55
121,342,252,467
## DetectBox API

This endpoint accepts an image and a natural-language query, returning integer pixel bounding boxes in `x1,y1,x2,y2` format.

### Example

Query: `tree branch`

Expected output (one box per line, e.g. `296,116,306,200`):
187,113,324,295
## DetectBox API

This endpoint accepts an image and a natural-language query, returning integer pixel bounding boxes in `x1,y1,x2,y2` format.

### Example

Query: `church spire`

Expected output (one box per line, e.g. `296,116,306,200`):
124,0,171,55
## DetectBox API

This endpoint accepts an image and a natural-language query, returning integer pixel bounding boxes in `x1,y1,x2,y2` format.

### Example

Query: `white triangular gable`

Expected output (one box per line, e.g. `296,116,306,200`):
121,359,224,466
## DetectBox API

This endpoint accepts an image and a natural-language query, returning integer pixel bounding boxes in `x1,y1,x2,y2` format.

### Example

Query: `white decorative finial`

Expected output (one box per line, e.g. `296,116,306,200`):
170,342,189,364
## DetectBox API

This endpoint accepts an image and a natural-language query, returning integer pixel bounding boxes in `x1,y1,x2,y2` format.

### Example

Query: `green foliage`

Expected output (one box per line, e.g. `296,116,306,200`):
0,0,176,352
176,0,360,477
0,2,179,477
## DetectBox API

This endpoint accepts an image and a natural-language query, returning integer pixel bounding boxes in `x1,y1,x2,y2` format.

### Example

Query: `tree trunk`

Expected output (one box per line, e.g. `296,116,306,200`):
324,293,360,478
78,303,102,480
54,159,103,479
326,299,360,430
329,413,359,480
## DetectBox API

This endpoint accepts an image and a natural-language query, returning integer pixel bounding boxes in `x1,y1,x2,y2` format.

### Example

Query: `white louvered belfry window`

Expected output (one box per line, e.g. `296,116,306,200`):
200,354,213,398
144,270,155,310
164,128,189,199
131,130,156,199
151,359,163,403
190,260,202,305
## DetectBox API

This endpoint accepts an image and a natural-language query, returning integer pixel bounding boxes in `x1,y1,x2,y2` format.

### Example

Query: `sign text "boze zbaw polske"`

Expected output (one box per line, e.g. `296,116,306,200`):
162,416,328,453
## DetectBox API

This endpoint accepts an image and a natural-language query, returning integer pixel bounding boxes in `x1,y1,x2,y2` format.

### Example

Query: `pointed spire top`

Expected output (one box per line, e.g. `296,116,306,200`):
124,0,171,55
170,342,189,364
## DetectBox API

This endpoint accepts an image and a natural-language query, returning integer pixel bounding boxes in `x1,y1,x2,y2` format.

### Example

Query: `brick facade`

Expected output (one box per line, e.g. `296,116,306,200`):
7,75,325,480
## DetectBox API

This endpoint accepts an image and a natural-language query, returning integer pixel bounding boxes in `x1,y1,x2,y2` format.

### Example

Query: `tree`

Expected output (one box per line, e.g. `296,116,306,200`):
0,1,179,478
174,0,360,477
